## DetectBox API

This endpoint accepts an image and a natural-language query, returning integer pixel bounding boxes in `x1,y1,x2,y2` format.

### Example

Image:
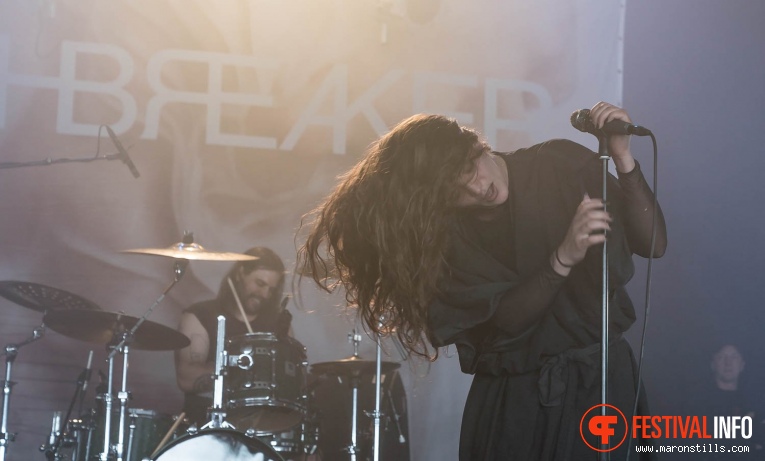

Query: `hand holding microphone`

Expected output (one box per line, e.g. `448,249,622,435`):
570,106,651,137
571,102,651,173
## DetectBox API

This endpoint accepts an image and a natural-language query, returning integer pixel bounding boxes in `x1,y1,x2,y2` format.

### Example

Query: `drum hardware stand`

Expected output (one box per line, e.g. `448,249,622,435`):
367,323,407,460
342,329,363,461
97,328,132,461
385,331,408,446
42,350,94,461
125,412,136,461
42,411,64,461
1,323,45,461
371,325,384,461
386,388,405,444
364,366,406,457
202,315,233,430
99,258,189,461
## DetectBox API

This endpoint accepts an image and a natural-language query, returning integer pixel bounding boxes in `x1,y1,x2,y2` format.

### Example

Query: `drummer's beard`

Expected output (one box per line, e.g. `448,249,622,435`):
243,293,267,314
242,290,280,317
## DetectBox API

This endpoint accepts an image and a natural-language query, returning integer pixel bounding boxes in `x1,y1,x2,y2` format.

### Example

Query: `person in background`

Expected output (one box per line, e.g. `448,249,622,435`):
174,246,291,425
685,343,761,460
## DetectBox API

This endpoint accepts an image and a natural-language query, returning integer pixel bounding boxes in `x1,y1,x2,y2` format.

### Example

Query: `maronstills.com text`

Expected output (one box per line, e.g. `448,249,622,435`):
635,443,750,454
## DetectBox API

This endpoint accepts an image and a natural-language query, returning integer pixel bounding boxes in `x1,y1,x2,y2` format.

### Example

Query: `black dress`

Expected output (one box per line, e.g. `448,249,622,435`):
428,139,666,460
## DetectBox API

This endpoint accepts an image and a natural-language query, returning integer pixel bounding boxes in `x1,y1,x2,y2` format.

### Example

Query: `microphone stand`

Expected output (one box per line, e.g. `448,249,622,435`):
1,324,46,461
597,135,611,461
0,151,128,170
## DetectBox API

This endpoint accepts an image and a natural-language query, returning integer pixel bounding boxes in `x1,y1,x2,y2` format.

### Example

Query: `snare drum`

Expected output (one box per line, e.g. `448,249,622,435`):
151,429,284,461
226,333,308,433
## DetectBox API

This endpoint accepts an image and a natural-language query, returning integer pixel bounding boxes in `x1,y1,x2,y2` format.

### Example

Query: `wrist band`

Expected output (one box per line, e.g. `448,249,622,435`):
555,249,574,268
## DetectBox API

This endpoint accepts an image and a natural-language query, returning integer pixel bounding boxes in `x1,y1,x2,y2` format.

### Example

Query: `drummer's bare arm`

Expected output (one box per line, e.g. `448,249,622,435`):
174,312,215,393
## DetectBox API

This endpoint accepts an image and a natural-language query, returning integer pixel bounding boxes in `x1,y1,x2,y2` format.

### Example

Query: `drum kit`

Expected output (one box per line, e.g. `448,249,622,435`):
0,236,410,461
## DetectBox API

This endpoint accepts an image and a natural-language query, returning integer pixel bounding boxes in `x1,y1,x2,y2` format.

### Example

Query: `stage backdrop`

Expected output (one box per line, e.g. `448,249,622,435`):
0,1,624,460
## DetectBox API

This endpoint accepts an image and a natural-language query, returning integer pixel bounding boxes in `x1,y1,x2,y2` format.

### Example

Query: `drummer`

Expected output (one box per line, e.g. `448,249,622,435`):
174,246,293,425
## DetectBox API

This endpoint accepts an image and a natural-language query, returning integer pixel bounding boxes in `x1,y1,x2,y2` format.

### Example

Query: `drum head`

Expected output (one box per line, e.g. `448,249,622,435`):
152,429,284,461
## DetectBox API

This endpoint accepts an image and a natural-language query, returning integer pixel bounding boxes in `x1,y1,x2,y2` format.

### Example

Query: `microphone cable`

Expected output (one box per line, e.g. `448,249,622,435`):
625,131,660,460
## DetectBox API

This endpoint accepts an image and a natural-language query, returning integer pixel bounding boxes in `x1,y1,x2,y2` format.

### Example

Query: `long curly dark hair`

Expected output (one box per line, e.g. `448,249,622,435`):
297,114,486,359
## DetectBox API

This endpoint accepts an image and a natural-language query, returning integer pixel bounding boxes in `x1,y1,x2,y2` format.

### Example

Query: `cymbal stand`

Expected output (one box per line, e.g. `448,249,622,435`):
1,323,45,461
371,329,382,461
343,329,362,461
113,337,133,461
98,259,188,461
93,337,128,461
202,315,233,430
99,346,115,461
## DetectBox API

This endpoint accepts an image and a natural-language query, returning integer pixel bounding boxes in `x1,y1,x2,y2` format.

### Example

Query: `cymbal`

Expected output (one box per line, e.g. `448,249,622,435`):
311,355,401,377
0,281,101,313
121,242,258,261
43,310,190,351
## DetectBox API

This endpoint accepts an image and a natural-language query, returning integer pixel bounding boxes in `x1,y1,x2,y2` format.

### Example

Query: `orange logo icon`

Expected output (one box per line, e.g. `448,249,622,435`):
580,404,628,452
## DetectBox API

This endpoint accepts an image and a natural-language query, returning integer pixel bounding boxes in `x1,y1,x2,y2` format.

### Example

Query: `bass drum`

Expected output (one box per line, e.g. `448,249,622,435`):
66,407,179,461
151,429,284,461
309,370,410,461
249,418,320,461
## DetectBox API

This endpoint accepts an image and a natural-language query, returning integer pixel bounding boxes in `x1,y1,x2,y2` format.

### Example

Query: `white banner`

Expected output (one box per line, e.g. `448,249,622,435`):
0,1,624,459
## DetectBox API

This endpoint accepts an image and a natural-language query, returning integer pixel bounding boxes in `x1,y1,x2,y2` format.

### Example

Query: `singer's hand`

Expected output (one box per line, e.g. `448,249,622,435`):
553,194,611,274
588,101,636,173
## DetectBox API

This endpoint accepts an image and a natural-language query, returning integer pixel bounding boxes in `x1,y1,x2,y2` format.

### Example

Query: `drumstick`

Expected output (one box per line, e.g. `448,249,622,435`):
228,277,254,334
149,411,186,459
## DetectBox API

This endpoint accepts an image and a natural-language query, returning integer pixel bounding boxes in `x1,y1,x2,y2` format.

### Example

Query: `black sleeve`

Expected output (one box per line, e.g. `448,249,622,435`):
490,162,661,338
491,261,567,337
617,160,667,258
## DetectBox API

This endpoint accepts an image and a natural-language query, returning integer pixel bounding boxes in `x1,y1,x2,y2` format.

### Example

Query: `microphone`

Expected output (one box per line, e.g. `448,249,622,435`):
81,350,94,393
570,108,651,137
105,125,141,178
